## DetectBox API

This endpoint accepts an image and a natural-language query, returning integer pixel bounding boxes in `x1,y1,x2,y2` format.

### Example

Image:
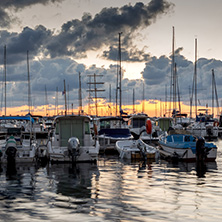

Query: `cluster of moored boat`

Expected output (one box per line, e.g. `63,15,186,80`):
0,110,219,164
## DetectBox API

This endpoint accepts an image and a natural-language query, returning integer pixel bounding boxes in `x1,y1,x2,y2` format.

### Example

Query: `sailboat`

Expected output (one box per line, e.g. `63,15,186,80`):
184,42,218,139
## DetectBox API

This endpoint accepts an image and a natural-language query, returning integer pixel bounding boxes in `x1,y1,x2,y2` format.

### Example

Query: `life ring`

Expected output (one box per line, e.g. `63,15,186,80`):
93,123,98,135
146,119,152,134
213,121,219,127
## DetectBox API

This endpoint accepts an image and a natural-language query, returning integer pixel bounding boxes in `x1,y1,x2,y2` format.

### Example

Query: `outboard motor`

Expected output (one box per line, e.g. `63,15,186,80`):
137,139,147,161
196,137,208,177
206,125,213,137
5,136,17,162
196,137,206,162
67,137,80,162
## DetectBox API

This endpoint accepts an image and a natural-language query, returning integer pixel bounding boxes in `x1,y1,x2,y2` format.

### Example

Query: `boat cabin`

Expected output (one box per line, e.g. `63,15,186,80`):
53,115,92,147
128,113,148,129
158,117,173,132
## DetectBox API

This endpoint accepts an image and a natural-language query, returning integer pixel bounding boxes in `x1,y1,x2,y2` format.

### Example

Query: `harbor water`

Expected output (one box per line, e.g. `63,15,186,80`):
1,140,222,221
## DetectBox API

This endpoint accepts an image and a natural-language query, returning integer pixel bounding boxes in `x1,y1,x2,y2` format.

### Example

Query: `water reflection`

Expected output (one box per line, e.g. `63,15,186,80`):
0,148,221,221
46,163,100,199
160,160,217,176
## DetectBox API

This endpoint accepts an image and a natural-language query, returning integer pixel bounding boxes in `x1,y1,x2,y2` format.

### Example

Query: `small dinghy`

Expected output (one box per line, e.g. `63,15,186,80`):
116,139,157,160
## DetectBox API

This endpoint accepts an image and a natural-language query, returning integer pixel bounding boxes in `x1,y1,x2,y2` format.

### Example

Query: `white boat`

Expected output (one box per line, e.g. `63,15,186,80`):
98,116,132,152
128,113,149,136
47,115,99,163
186,121,218,139
128,114,164,144
186,109,219,139
0,135,37,163
116,139,157,160
158,134,217,161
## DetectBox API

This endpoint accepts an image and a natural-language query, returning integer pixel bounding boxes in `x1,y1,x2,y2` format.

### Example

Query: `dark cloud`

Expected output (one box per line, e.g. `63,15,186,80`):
0,1,173,64
0,0,64,28
142,55,170,85
0,26,52,64
46,0,174,60
102,45,150,62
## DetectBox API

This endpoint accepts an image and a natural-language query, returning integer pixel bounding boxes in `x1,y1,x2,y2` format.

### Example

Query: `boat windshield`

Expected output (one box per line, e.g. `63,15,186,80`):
132,118,146,128
85,122,90,134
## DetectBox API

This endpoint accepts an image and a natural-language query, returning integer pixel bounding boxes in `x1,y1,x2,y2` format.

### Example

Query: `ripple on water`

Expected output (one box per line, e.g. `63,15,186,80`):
0,146,222,221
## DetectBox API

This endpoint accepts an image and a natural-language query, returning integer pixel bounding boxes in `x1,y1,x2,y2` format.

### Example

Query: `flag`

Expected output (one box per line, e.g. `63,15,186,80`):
62,90,66,95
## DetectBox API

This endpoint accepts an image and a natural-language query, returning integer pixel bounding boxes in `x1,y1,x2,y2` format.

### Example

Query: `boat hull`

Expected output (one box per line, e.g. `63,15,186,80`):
158,142,217,162
47,141,99,163
116,140,156,160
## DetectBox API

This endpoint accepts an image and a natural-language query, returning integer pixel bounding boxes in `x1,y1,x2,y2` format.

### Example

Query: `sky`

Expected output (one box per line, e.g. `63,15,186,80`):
0,0,222,117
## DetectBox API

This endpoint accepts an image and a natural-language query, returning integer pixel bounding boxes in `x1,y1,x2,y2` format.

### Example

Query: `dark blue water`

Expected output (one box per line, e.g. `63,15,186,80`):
1,140,222,221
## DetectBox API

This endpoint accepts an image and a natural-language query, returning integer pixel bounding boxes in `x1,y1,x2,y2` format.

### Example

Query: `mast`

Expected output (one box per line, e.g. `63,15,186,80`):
63,79,67,115
67,84,69,114
88,76,91,115
78,72,82,115
160,98,162,117
94,73,98,116
87,74,105,117
165,84,167,116
109,84,112,116
118,32,122,114
189,86,192,119
45,85,48,116
116,61,118,116
212,69,220,117
170,26,175,117
155,98,157,117
55,86,58,115
27,50,31,114
142,82,145,113
190,38,198,119
212,69,214,116
194,38,197,116
133,88,135,114
4,45,6,116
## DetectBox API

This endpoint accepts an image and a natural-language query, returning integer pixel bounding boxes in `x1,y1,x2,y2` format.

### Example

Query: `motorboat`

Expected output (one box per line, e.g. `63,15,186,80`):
116,139,157,160
47,115,99,163
98,116,132,153
128,113,162,145
0,134,37,163
158,134,217,161
186,109,218,139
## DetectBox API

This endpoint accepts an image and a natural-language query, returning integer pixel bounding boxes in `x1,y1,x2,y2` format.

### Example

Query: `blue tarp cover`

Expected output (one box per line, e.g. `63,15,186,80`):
0,116,34,123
